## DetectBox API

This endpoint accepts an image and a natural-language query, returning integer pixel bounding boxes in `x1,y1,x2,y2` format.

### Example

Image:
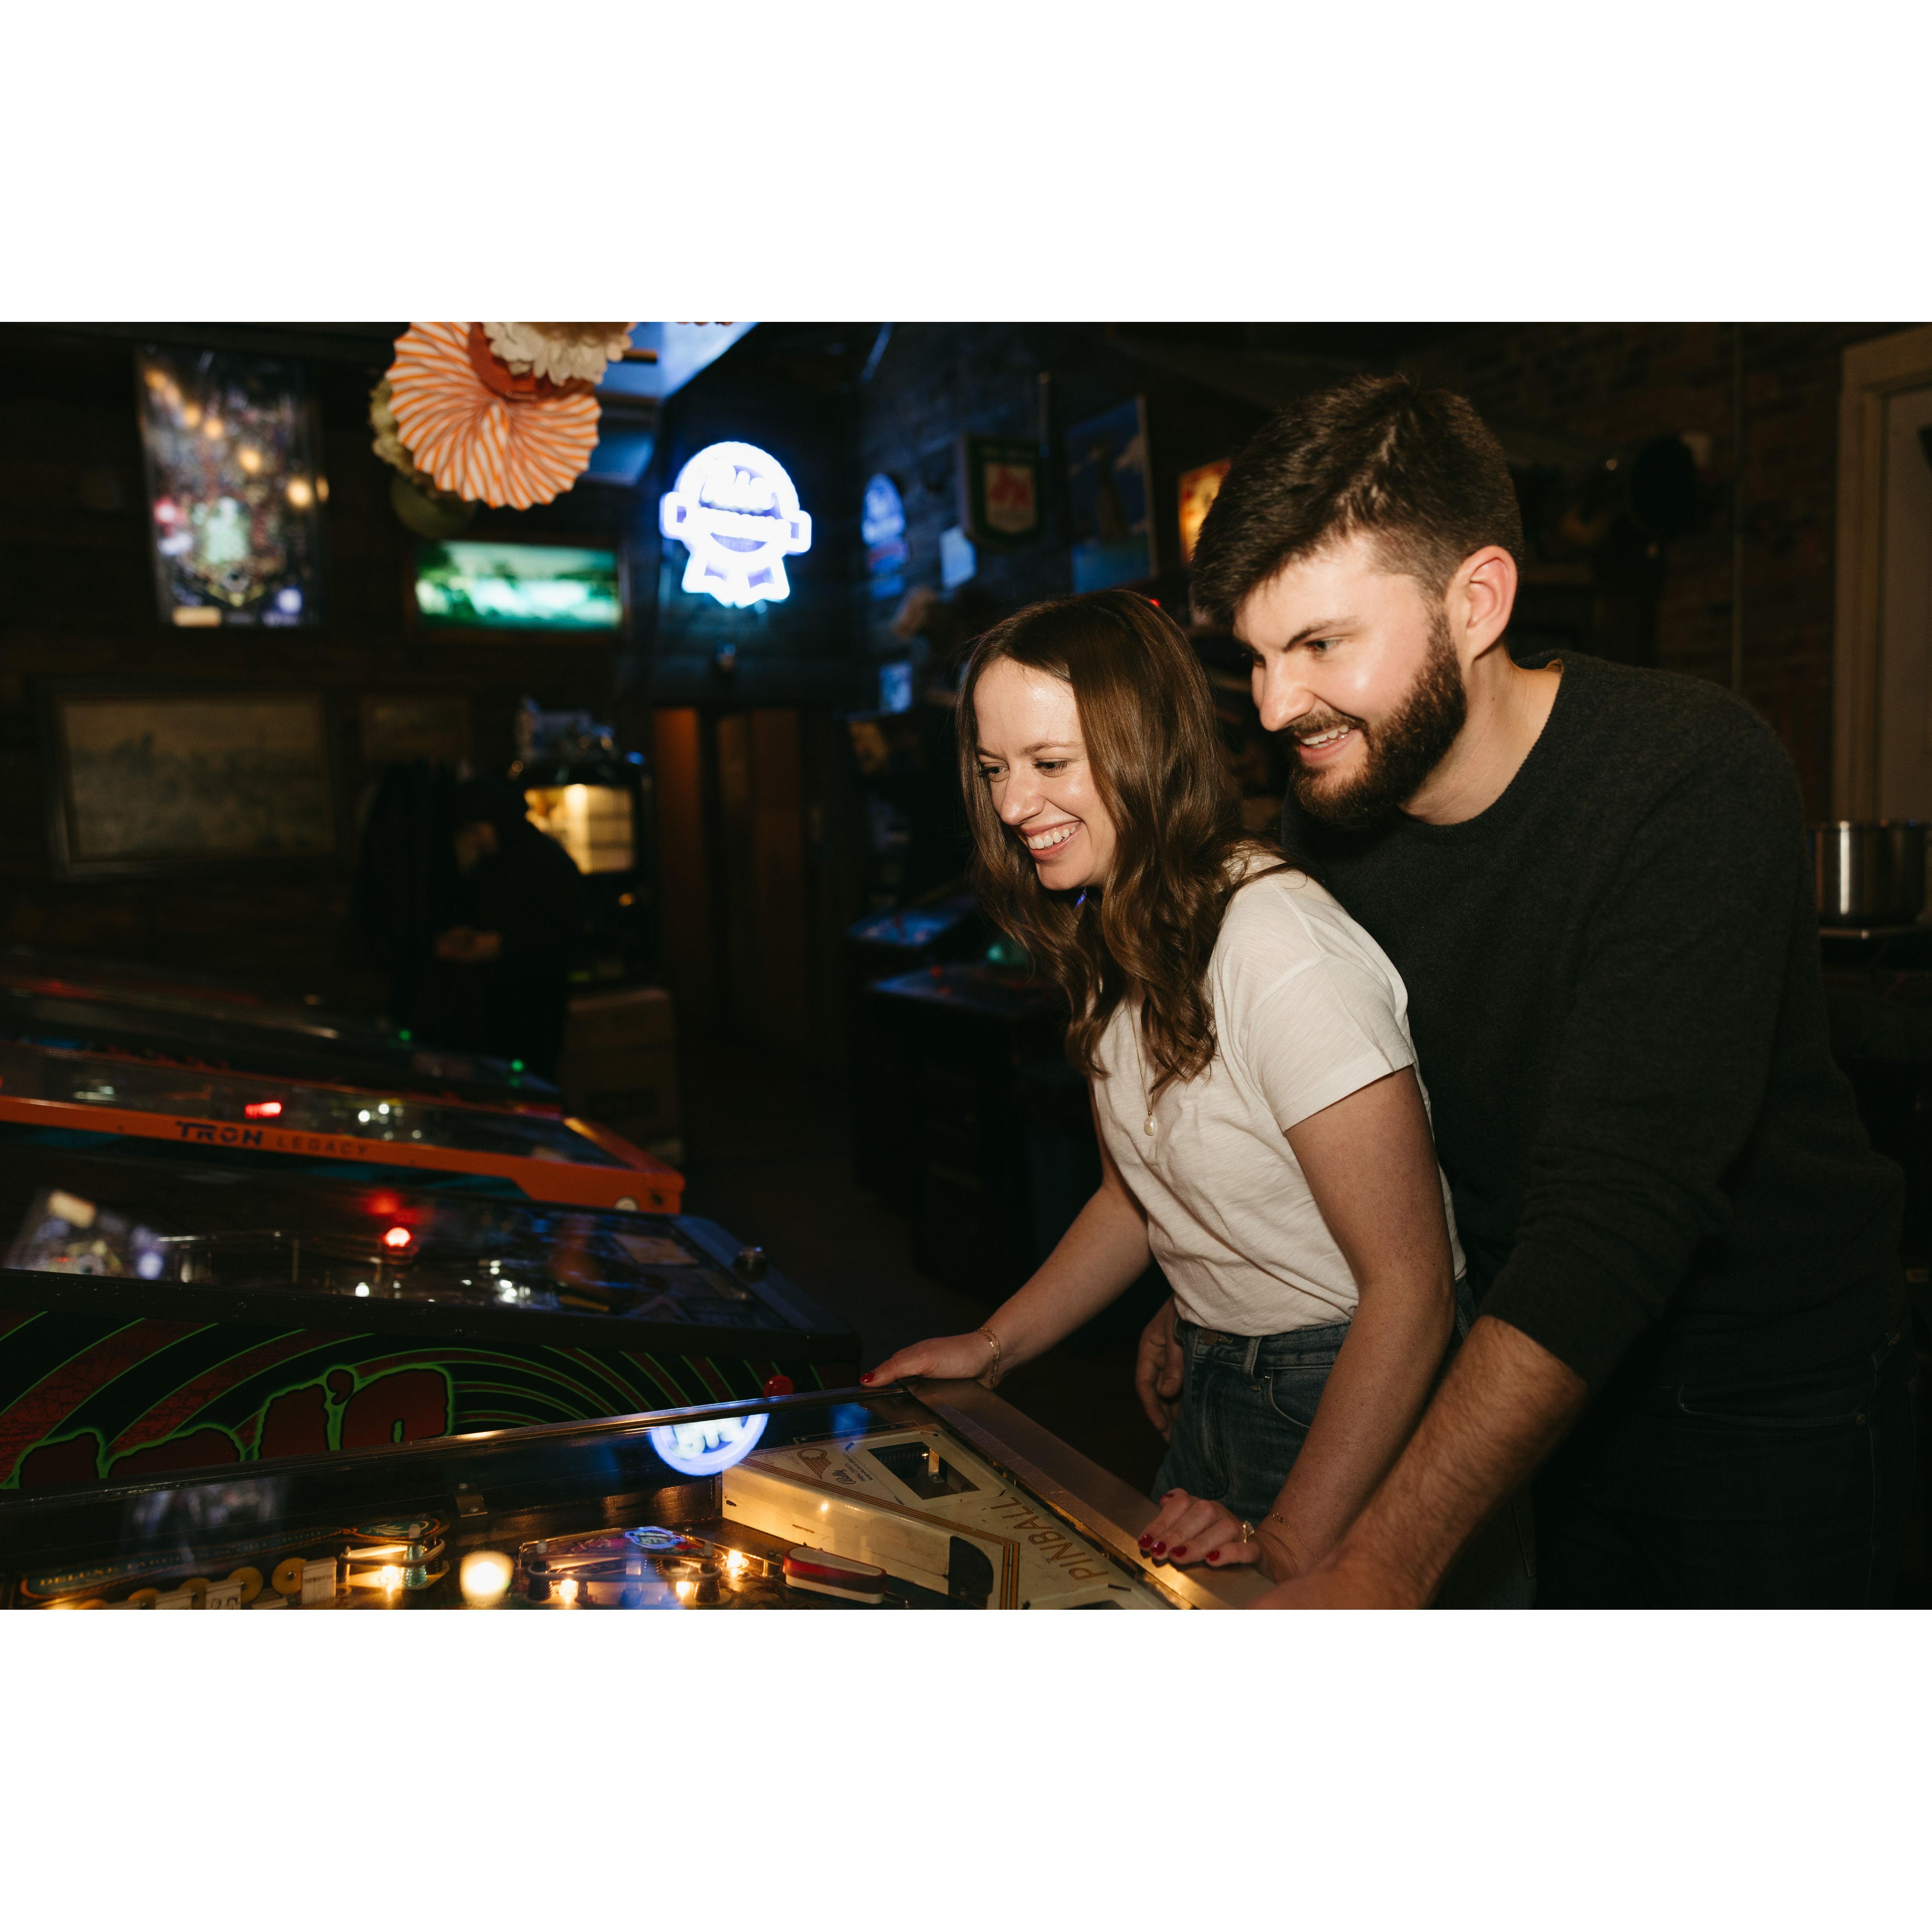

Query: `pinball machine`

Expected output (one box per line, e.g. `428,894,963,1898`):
0,1380,1267,1610
0,946,549,1107
0,1143,855,1492
0,1037,678,1212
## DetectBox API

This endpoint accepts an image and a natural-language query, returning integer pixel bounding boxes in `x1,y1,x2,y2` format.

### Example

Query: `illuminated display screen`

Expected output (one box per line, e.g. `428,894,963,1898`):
524,784,634,874
414,542,621,631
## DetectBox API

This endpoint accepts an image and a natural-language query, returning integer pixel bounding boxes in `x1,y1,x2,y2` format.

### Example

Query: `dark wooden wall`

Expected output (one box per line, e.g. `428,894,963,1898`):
0,324,656,1007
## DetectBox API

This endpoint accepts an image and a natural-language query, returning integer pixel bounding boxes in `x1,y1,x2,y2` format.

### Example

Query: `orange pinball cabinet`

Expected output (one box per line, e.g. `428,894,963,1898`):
0,1038,681,1214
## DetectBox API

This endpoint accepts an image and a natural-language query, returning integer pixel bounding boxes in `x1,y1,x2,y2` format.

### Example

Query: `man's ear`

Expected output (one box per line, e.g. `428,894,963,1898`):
1454,546,1519,663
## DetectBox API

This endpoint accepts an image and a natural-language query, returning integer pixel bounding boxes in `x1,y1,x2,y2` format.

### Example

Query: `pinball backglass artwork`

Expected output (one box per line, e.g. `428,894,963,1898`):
136,345,326,628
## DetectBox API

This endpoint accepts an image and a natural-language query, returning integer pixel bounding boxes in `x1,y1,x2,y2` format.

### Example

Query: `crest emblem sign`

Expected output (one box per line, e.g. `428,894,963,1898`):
660,440,812,608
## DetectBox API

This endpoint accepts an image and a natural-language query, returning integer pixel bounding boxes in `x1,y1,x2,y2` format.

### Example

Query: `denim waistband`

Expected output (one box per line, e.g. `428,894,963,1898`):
1176,1314,1352,1372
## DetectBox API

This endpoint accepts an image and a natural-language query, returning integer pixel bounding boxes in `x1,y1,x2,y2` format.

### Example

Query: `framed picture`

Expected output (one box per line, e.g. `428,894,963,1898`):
45,689,336,877
410,537,627,636
957,435,1042,550
359,694,471,766
1178,458,1233,563
136,344,326,629
1068,397,1154,592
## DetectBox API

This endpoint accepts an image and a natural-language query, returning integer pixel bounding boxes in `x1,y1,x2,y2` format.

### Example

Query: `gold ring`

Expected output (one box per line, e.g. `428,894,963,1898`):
1239,1520,1256,1544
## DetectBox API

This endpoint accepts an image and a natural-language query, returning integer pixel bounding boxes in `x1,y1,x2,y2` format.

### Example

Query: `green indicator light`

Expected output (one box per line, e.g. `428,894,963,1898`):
510,1060,525,1071
397,1029,412,1041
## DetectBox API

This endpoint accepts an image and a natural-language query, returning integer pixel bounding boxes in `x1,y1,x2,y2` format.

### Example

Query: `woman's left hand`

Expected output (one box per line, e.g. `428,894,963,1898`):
1137,1489,1268,1570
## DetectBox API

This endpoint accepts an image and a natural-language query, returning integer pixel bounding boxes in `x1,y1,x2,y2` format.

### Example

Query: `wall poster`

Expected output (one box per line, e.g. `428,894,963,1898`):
136,345,326,628
1067,397,1153,592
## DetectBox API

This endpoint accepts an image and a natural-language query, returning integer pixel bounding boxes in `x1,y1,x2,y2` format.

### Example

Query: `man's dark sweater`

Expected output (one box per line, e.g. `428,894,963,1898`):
1282,650,1904,1392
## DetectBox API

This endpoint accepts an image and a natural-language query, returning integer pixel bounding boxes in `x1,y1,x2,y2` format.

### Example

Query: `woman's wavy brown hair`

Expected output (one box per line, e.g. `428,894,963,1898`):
957,589,1288,1099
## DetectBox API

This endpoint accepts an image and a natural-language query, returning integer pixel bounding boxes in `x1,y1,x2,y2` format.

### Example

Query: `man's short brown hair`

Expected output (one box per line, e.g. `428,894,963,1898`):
1188,373,1524,629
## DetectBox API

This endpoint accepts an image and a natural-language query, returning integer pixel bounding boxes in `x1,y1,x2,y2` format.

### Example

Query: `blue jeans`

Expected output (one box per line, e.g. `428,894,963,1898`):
1152,1284,1537,1606
1534,1324,1917,1608
1153,1315,1355,1524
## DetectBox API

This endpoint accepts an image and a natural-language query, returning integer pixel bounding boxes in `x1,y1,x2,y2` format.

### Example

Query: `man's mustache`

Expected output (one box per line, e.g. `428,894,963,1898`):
1286,709,1366,743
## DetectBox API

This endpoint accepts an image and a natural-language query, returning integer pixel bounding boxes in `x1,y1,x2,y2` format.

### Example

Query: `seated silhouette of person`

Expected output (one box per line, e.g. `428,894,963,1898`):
434,777,583,1080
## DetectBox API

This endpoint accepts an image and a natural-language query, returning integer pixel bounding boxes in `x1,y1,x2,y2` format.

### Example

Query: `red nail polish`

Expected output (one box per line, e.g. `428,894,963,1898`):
860,1374,874,1384
1206,1549,1220,1562
1138,1534,1152,1547
1152,1541,1166,1554
1172,1546,1188,1558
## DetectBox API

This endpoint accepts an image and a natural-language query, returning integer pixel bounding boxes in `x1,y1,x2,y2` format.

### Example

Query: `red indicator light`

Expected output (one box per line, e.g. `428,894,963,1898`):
382,1226,411,1250
244,1100,284,1119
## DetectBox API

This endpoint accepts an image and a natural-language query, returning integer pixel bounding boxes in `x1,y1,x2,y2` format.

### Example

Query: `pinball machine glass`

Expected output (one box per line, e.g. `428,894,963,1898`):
0,1386,1251,1611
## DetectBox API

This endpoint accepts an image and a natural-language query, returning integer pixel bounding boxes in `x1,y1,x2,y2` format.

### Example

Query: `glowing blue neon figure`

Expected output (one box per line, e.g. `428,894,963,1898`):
659,441,812,608
648,1410,769,1476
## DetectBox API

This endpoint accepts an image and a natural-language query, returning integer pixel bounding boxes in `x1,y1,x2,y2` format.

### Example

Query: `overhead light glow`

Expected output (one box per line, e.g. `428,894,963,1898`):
660,441,811,608
382,1226,411,1250
647,1411,769,1477
243,1100,283,1119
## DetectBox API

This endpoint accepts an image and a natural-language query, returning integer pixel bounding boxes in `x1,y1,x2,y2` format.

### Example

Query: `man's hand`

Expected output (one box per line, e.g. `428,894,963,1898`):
1135,1297,1182,1438
1243,1314,1587,1608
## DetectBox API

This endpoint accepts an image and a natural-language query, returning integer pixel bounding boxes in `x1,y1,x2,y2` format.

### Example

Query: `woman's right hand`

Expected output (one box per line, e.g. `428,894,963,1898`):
861,1331,1000,1389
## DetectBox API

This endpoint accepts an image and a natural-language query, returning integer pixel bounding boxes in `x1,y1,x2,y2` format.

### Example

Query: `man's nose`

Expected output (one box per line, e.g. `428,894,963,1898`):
1254,664,1315,735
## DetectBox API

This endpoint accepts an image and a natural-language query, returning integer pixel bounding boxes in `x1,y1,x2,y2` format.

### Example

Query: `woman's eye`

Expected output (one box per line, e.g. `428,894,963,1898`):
1035,759,1068,773
978,765,1002,782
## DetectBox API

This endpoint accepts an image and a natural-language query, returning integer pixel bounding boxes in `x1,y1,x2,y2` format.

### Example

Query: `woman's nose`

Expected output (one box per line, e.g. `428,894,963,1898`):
998,779,1039,825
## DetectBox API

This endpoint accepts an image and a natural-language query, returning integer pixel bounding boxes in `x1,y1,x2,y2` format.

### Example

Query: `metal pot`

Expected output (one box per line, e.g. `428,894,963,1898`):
1809,820,1928,925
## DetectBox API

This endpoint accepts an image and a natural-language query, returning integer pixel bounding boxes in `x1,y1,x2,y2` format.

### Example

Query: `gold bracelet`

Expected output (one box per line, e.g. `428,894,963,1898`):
977,1325,1002,1387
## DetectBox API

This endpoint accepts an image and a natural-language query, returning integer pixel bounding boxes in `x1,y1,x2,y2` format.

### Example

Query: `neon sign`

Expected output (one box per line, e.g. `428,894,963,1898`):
659,441,811,608
648,1411,769,1476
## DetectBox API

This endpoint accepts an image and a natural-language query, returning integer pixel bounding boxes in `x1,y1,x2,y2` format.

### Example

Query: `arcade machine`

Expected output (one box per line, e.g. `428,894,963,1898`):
0,1143,857,1492
510,704,657,988
0,1380,1267,1609
0,947,553,1108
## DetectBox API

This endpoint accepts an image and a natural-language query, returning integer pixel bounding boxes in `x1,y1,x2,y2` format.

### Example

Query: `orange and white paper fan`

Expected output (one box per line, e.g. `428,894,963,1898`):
384,322,603,510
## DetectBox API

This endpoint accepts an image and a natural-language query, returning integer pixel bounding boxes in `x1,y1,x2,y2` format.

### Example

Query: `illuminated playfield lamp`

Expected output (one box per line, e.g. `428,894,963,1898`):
648,1411,769,1477
659,441,811,608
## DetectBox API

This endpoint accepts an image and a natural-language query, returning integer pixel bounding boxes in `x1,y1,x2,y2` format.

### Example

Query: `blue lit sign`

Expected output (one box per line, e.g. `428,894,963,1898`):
648,1411,769,1476
660,441,811,608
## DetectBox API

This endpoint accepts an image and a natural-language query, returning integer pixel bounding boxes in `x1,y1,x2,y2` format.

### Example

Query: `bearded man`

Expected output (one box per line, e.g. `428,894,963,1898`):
1146,373,1912,1608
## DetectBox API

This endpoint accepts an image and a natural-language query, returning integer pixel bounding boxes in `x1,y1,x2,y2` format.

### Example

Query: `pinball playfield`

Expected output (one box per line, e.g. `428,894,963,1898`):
0,1383,1265,1610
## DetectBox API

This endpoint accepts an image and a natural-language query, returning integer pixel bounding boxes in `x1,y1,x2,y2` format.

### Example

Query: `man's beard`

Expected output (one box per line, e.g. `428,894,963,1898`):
1287,611,1466,830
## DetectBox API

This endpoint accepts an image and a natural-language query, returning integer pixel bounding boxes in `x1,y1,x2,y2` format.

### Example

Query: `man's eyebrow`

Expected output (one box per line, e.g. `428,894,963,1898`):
1248,617,1352,651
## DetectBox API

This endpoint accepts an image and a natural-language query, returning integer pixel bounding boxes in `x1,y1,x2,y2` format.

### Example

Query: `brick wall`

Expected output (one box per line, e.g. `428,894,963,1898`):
1410,322,1905,817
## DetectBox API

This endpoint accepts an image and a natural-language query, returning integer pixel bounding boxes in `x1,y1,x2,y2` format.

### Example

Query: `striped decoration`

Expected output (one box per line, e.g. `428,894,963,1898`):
386,322,601,510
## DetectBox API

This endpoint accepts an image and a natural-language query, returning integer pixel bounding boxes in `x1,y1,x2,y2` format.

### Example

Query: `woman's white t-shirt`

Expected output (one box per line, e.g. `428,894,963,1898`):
1092,865,1463,1336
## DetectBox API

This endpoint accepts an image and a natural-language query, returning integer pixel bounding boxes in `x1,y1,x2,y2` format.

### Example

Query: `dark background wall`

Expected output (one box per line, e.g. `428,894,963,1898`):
0,319,1905,1055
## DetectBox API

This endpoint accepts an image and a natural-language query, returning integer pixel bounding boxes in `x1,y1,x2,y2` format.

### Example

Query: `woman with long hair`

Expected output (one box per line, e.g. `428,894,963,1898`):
861,589,1465,1585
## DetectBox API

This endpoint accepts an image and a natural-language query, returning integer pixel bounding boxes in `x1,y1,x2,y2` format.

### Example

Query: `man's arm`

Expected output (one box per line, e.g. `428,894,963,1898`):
1253,1313,1586,1607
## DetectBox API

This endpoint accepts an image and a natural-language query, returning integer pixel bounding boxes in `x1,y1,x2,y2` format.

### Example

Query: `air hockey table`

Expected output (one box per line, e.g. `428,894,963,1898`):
0,1380,1269,1610
0,1036,679,1213
0,1143,856,1492
0,946,548,1107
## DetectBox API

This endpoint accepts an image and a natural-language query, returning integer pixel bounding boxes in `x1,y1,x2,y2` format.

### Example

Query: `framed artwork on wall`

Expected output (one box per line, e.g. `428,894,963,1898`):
359,694,471,767
136,345,327,629
1177,458,1232,563
45,689,336,876
1067,397,1153,592
957,435,1042,550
